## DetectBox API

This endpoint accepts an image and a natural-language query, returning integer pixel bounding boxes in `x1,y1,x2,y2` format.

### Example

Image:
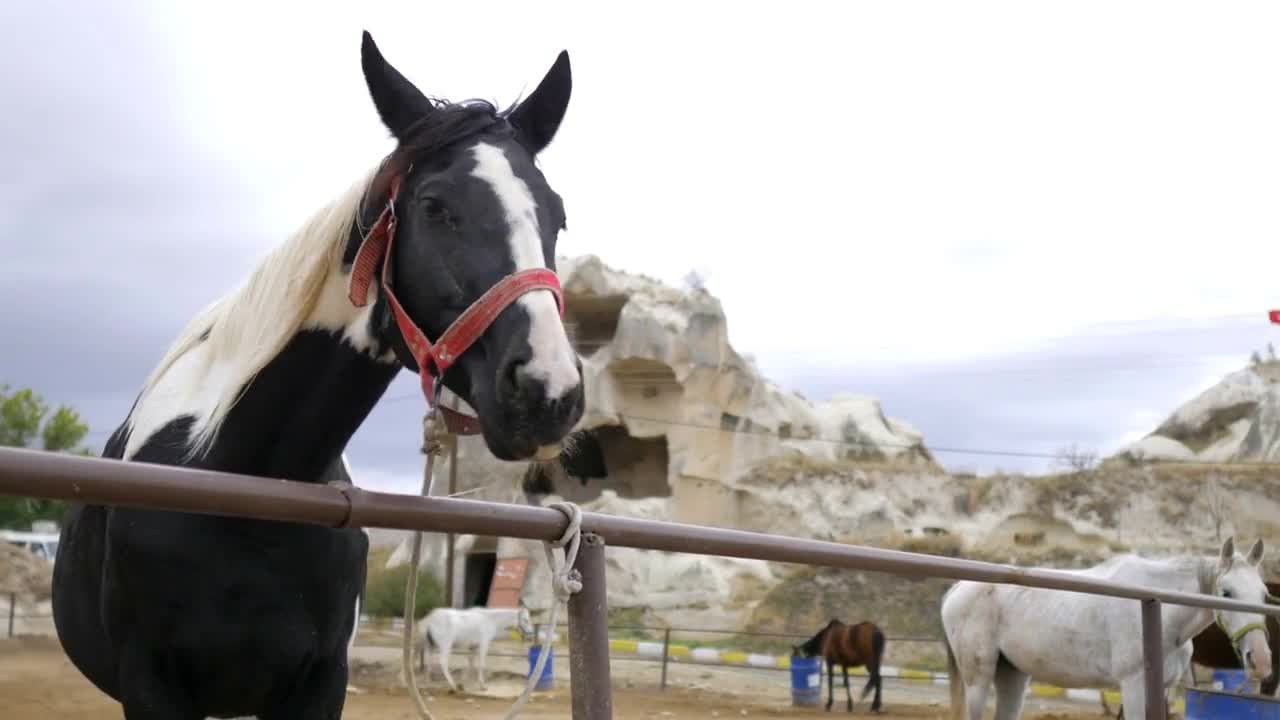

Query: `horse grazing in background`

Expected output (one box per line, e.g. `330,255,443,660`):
793,618,887,713
943,538,1272,720
414,605,534,692
51,30,589,720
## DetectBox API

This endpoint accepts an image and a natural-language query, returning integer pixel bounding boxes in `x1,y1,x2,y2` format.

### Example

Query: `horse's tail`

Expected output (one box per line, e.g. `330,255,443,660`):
945,632,964,720
861,626,887,700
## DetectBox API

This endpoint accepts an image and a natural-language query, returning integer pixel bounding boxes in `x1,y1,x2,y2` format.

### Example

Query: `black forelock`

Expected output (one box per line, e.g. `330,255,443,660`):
364,96,518,205
397,98,515,167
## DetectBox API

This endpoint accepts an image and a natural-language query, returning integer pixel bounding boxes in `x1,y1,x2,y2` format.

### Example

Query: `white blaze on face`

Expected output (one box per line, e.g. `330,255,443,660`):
470,142,580,400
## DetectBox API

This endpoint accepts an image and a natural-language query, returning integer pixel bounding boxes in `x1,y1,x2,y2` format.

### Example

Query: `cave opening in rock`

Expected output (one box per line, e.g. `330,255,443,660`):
529,424,673,504
463,551,497,607
564,294,627,356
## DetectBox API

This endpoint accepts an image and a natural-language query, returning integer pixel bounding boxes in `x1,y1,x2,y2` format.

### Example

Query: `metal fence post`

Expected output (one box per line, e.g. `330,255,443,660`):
569,533,612,720
1141,598,1165,720
660,628,671,690
7,593,14,638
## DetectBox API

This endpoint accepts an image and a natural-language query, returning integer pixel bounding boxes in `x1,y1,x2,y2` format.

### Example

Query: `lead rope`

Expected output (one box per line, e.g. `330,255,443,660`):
400,410,585,720
401,411,452,720
504,501,583,720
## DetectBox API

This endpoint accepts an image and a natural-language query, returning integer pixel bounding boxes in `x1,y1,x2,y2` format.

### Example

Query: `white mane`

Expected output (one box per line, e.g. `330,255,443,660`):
124,165,381,460
1063,552,1217,595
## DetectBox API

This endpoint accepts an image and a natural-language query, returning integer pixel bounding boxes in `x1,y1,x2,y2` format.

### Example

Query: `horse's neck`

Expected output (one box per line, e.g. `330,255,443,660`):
471,608,517,635
1134,556,1216,643
146,262,402,483
205,280,399,480
486,608,518,626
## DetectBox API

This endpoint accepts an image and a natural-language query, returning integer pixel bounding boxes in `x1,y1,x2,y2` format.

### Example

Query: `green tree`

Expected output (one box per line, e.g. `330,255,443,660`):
0,385,93,529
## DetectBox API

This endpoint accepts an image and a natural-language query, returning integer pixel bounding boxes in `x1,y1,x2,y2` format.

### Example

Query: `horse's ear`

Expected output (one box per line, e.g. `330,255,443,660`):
360,30,434,141
1248,538,1265,567
509,50,572,155
1219,536,1237,574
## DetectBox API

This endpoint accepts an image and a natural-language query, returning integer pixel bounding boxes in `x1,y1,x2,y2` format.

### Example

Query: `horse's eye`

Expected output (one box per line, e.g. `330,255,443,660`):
422,197,448,222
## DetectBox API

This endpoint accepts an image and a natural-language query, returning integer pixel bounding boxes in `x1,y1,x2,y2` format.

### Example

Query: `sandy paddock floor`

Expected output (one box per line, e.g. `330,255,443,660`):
0,635,1108,720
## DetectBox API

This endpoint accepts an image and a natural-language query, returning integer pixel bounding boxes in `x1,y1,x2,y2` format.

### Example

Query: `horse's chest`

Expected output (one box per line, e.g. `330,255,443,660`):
103,508,365,657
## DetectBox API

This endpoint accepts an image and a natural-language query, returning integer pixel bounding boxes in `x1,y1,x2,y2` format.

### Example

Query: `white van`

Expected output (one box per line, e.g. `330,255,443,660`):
0,528,60,565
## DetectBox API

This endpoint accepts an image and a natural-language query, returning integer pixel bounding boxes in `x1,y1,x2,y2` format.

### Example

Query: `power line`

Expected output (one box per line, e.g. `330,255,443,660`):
370,392,1280,469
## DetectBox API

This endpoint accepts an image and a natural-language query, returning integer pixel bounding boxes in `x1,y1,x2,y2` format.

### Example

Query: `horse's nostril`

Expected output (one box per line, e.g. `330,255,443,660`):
502,359,525,393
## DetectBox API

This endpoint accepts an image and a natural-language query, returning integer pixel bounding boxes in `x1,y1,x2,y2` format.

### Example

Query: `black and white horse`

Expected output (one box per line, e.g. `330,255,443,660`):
52,31,585,720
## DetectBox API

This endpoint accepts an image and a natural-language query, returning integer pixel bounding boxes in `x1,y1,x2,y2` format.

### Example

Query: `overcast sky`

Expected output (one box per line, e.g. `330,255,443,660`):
4,1,1279,492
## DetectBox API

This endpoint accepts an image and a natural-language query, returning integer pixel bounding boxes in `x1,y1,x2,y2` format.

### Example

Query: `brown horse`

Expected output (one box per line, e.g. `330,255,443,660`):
793,619,887,713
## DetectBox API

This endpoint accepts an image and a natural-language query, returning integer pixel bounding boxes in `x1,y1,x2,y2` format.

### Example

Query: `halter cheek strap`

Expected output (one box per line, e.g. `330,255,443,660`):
1215,609,1270,665
347,172,566,436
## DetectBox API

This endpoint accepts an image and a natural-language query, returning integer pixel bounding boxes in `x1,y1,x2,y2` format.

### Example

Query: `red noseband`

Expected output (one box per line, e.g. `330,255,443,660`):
346,173,566,435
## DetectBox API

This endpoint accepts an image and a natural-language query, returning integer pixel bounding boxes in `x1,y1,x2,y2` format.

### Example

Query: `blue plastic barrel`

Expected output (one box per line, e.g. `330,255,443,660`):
527,645,554,691
1185,686,1280,719
790,655,822,706
1214,669,1252,693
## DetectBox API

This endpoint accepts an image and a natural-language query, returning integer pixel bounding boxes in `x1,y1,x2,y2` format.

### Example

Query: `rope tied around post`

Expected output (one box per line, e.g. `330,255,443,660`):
505,501,584,720
401,410,454,720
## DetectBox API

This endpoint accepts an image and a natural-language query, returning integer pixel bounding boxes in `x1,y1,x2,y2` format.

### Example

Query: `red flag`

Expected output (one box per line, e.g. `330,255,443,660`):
1271,310,1280,325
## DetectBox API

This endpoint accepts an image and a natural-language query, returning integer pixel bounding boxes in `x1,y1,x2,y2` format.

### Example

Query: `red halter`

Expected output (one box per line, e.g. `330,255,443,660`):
347,173,566,435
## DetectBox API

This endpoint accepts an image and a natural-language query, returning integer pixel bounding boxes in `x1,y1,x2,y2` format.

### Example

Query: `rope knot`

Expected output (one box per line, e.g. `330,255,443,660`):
545,501,584,600
554,568,584,599
421,410,453,456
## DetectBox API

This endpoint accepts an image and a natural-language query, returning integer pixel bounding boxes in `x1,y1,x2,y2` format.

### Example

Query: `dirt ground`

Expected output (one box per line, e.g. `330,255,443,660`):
0,635,1104,720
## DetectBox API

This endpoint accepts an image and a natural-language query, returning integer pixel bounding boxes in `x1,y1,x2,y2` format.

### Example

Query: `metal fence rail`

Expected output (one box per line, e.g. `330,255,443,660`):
2,445,1278,720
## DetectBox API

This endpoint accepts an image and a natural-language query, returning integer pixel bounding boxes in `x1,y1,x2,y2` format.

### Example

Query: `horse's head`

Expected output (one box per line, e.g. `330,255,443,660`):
1212,537,1272,679
793,621,834,659
516,605,535,639
356,31,584,461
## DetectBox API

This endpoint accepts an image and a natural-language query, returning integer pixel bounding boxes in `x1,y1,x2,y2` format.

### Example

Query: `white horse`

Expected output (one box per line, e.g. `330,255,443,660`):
414,605,534,692
1100,639,1193,719
943,538,1272,720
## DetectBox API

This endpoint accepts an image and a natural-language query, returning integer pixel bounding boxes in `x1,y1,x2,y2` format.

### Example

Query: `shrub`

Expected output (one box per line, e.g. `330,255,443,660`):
363,562,443,619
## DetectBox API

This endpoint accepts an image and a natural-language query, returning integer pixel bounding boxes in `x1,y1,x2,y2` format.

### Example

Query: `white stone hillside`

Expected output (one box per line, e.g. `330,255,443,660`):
1111,361,1280,465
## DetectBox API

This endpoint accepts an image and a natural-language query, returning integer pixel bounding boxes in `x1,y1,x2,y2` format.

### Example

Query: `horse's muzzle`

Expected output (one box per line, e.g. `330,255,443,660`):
1244,632,1272,678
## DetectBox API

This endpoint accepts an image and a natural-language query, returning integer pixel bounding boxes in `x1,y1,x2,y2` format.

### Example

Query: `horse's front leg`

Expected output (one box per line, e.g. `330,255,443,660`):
477,639,491,689
438,641,459,693
262,655,349,720
118,640,201,720
1118,674,1146,720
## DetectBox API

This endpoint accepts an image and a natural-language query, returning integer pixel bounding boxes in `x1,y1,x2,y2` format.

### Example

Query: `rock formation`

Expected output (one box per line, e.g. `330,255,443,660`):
1111,361,1280,465
383,254,934,624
